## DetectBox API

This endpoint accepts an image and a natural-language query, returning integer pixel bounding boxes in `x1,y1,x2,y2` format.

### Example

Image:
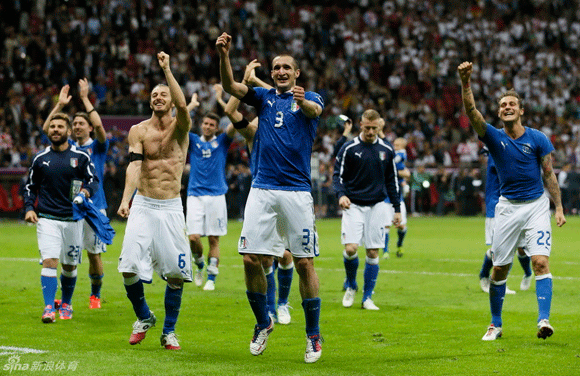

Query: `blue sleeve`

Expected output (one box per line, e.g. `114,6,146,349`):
240,86,267,108
82,156,100,198
536,130,554,158
385,150,401,212
24,161,39,213
333,144,348,199
94,139,109,153
305,91,325,111
219,133,233,149
333,136,348,159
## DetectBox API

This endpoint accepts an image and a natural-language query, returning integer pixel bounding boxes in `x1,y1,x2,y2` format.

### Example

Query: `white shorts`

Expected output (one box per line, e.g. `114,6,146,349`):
37,217,83,265
238,188,318,258
82,211,107,254
186,195,227,236
491,194,551,266
385,200,407,226
486,216,526,248
118,195,192,282
341,201,388,249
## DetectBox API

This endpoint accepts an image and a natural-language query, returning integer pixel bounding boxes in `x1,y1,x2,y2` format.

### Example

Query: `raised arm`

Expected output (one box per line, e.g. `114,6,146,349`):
216,33,249,99
79,78,106,143
117,126,143,218
541,153,566,227
245,59,273,90
43,85,72,133
186,92,200,113
292,86,322,119
157,52,191,136
457,62,486,137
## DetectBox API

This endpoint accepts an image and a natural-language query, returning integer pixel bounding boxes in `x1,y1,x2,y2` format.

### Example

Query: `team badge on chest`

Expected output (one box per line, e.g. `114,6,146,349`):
70,158,78,168
379,151,386,161
291,100,300,112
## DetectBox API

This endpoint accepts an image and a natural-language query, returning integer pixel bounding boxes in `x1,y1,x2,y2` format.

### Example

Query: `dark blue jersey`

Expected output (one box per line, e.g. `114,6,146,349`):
241,86,324,191
24,145,99,219
333,136,400,210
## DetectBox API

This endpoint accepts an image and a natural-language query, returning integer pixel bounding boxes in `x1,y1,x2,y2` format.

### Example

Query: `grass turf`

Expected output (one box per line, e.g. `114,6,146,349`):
1,216,579,375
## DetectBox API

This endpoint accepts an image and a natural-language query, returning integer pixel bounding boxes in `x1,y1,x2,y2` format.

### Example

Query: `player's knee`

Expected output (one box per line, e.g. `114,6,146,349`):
62,264,77,272
532,257,549,274
344,244,358,256
167,279,183,289
293,257,313,276
189,234,201,242
261,255,274,268
243,253,262,271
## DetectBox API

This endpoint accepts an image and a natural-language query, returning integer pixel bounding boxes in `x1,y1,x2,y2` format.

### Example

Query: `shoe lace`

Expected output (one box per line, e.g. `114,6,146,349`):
307,335,323,352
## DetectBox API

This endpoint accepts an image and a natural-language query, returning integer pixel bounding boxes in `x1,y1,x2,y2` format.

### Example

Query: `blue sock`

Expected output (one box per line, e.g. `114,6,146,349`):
90,274,104,298
41,268,58,307
536,275,553,322
246,291,269,328
518,254,532,277
60,271,77,305
383,230,390,254
265,269,276,316
343,251,359,290
124,278,151,320
362,257,379,302
479,250,493,279
489,280,506,327
277,266,293,305
207,274,216,282
397,228,407,247
302,297,321,337
163,284,183,334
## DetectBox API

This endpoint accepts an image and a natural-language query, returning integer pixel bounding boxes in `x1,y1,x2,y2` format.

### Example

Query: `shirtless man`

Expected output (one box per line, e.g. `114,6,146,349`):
117,52,192,350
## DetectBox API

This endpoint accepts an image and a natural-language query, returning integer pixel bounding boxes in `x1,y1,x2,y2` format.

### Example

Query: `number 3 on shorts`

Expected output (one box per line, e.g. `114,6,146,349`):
302,229,319,257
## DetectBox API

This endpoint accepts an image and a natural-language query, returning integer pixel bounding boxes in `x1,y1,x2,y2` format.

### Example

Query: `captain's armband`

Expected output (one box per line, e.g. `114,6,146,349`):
233,118,250,130
129,152,144,162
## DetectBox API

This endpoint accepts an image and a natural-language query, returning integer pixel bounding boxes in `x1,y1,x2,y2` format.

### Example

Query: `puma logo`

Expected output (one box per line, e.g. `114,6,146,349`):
42,161,50,166
354,152,362,158
267,100,274,107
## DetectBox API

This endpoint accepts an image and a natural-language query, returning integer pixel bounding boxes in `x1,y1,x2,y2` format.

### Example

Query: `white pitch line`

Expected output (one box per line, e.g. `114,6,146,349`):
3,258,580,281
0,346,47,356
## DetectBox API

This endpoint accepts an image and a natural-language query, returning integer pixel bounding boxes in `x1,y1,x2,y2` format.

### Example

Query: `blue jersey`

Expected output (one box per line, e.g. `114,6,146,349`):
24,145,99,219
187,133,232,196
485,153,500,218
481,124,553,201
74,138,109,210
333,136,400,209
385,148,407,204
242,87,324,191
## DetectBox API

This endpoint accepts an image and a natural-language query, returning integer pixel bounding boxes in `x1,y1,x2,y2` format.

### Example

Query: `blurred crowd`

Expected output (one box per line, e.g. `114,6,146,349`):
2,0,580,218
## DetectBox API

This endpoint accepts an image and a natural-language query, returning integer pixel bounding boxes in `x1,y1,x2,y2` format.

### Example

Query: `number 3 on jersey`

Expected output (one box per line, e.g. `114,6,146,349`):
275,111,284,128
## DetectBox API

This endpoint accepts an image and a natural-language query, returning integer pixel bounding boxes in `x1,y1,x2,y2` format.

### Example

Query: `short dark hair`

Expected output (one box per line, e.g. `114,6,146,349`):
49,112,71,129
203,112,220,124
272,54,299,70
498,89,523,109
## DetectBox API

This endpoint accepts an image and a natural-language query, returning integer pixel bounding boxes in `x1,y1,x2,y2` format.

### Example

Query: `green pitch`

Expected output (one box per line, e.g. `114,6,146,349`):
1,216,579,375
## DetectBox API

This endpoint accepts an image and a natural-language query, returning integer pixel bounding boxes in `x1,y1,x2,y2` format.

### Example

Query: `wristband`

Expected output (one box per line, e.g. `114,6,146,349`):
88,108,96,114
233,118,249,129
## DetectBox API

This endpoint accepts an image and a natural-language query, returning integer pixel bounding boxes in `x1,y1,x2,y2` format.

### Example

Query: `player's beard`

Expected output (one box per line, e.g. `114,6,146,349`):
50,132,69,147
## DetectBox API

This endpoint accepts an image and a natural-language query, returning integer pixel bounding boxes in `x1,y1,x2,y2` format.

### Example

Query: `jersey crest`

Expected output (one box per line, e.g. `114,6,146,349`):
291,100,300,112
379,151,386,161
70,158,78,168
